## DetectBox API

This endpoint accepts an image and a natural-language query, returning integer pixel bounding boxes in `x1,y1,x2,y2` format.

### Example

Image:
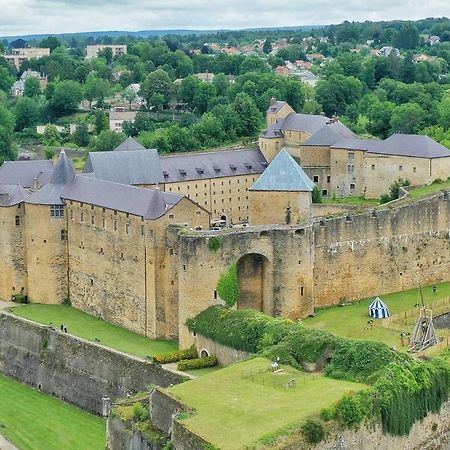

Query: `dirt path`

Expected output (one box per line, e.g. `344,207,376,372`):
0,434,18,450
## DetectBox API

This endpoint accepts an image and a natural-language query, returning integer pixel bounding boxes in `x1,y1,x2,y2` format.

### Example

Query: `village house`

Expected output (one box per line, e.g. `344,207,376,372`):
109,109,137,133
10,70,48,97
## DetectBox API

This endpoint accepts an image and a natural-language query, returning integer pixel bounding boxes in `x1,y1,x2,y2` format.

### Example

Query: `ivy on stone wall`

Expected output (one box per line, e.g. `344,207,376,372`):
216,264,240,307
207,237,222,252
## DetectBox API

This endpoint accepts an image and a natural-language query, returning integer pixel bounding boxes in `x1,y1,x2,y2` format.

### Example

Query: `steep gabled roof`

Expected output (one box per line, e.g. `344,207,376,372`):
61,176,183,220
114,137,146,152
83,149,164,185
282,112,330,135
250,149,315,192
304,122,355,146
0,160,53,188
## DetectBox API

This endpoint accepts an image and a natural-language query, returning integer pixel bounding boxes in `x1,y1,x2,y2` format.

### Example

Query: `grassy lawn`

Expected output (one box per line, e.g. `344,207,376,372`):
409,178,450,199
322,196,379,206
168,357,365,450
0,374,105,450
11,304,177,359
304,282,450,348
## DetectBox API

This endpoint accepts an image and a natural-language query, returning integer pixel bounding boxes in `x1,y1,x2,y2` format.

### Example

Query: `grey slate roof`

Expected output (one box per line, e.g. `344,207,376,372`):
260,113,330,138
380,134,450,159
304,122,355,146
83,149,164,185
282,112,330,134
0,185,27,206
62,176,183,219
26,151,76,205
0,160,53,188
332,134,450,159
250,149,315,192
114,137,146,152
159,148,268,183
331,138,385,152
267,100,287,114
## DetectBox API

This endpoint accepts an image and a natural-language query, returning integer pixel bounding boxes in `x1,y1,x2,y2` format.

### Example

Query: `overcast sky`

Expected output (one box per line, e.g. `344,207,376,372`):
1,0,449,36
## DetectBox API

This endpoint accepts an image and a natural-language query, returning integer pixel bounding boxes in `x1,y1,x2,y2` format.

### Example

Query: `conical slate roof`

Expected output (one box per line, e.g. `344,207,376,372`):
26,151,76,205
114,137,146,152
249,149,315,192
49,150,76,184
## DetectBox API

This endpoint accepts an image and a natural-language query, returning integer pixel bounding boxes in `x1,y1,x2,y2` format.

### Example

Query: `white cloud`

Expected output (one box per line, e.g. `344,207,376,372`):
0,0,449,36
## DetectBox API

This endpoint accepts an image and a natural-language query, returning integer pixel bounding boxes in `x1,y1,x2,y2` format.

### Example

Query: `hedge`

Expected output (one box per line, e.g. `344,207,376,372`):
153,346,198,364
12,294,27,304
186,306,294,353
177,356,218,371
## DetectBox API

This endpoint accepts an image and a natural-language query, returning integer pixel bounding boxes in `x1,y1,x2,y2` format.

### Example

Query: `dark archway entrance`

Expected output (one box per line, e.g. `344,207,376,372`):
237,254,271,313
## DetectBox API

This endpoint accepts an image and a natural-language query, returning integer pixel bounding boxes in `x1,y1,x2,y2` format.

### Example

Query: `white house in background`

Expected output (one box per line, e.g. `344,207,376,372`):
36,124,65,134
379,46,400,57
109,109,137,133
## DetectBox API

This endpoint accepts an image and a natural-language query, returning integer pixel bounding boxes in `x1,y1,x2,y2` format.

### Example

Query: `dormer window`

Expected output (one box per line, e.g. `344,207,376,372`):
244,163,252,169
213,165,221,172
229,164,237,171
261,161,268,167
179,169,187,176
162,171,169,179
196,167,204,175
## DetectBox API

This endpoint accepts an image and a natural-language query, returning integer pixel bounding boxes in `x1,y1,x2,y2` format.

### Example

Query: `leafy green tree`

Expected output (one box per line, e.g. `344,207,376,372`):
94,111,109,134
392,23,420,50
24,77,41,97
0,104,16,164
437,96,450,130
212,73,230,97
14,97,40,131
121,86,138,109
42,124,61,146
192,83,217,114
262,39,272,54
97,47,113,65
177,75,202,108
49,80,83,116
390,103,426,134
232,93,263,137
89,130,125,151
140,68,172,109
150,93,165,115
316,74,363,117
39,36,61,52
73,122,90,147
0,66,15,93
367,101,396,138
84,73,110,108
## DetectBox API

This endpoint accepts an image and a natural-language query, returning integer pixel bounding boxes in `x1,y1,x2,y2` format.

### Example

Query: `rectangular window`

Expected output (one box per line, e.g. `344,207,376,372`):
313,175,319,183
350,183,355,190
169,214,174,219
102,218,106,229
399,165,403,171
15,216,20,226
348,152,355,160
80,212,84,223
327,176,331,183
413,167,417,173
371,164,375,171
126,223,130,235
60,229,68,241
149,229,154,239
347,164,354,174
141,224,145,236
114,219,117,231
50,204,64,218
70,209,73,220
91,215,95,225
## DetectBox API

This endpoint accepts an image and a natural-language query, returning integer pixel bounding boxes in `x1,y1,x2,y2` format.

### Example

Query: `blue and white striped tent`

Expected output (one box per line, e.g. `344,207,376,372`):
369,297,391,319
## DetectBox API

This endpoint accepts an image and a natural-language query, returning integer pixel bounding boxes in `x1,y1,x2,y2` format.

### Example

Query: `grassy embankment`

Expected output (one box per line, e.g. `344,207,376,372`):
11,304,177,358
168,357,366,450
304,282,450,349
0,374,105,450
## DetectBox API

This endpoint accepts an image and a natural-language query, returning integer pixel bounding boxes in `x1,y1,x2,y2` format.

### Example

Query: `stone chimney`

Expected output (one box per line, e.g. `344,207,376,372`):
31,177,40,192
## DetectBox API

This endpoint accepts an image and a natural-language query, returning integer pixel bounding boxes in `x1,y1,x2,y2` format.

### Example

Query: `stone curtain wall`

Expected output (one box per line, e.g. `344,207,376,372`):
0,313,184,414
313,193,450,307
178,192,450,347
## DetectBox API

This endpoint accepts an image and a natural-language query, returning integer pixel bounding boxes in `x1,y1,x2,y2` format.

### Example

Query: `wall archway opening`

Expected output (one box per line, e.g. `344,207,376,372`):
237,253,271,313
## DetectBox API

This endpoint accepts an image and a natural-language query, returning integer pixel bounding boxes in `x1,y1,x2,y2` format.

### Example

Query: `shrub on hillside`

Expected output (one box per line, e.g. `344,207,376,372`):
177,356,218,371
153,346,198,364
301,418,325,444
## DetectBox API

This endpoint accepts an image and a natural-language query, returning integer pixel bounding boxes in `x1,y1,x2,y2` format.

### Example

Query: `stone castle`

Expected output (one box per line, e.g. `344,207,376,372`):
1,101,450,342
